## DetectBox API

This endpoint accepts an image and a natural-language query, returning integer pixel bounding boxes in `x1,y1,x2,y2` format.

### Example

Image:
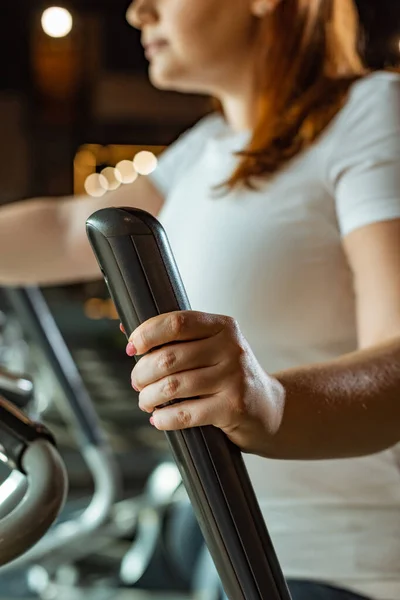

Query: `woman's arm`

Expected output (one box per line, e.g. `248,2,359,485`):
343,220,400,349
268,219,400,459
124,221,400,460
0,176,164,287
125,313,400,461
271,335,400,459
0,114,217,286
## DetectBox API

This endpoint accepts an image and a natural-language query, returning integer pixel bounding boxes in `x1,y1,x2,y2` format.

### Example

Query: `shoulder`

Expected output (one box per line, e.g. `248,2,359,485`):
332,71,400,135
321,71,400,162
323,72,400,237
348,70,400,101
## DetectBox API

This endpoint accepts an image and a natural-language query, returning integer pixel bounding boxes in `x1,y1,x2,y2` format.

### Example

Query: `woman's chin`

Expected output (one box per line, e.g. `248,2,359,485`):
148,69,174,91
148,66,200,94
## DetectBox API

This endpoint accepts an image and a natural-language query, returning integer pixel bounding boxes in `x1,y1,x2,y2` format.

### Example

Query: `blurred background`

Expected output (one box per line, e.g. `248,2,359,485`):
1,0,398,207
0,0,211,494
0,1,399,599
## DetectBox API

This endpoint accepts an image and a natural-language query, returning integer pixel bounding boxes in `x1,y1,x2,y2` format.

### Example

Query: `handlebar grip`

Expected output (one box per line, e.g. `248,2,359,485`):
86,207,291,600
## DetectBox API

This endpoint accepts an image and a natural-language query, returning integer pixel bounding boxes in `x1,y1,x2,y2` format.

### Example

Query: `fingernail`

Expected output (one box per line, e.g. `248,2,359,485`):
132,381,139,392
126,342,137,357
149,417,155,426
119,323,125,334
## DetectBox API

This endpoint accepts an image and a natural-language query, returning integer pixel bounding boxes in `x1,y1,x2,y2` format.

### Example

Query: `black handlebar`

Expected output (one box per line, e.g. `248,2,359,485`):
86,207,292,600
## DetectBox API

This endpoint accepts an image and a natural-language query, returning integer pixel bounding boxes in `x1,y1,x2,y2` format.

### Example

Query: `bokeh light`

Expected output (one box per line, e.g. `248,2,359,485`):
115,160,138,184
84,299,106,320
100,167,121,191
83,298,119,320
133,151,158,176
41,7,73,38
84,173,108,197
74,150,97,172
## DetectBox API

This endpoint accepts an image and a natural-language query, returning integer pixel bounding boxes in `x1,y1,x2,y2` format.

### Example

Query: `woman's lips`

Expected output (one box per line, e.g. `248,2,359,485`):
144,40,168,60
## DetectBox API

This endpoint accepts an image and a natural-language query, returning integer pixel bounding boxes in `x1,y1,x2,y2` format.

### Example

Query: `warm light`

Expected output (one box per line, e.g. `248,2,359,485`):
41,7,73,38
74,150,97,172
133,151,158,176
84,298,118,320
115,160,138,184
84,173,108,197
84,298,107,320
101,167,121,191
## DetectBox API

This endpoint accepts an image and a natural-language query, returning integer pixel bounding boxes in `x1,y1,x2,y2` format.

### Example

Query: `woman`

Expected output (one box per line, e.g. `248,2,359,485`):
0,0,399,598
124,1,400,599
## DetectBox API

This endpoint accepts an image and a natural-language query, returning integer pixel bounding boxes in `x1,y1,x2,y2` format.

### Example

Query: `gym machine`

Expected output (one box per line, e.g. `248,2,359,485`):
0,206,293,599
0,379,67,566
86,206,293,600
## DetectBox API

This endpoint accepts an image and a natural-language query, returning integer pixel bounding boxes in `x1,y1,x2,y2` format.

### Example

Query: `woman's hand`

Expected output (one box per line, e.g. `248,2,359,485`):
126,311,285,455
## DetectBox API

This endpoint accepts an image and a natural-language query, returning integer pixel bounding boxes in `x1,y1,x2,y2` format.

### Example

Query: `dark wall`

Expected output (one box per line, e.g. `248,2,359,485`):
1,0,399,94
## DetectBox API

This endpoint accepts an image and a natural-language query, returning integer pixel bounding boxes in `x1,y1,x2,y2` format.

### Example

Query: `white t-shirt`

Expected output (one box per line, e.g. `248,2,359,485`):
149,71,400,599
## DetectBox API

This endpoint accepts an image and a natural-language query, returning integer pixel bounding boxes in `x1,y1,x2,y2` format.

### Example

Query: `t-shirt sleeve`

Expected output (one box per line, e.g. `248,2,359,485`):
148,113,221,197
326,72,400,237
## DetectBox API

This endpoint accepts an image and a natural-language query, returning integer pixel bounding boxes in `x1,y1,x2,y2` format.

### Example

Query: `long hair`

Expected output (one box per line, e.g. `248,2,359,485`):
225,0,366,189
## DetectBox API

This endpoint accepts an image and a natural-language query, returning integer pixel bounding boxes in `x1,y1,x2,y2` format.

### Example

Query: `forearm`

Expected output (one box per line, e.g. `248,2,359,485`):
0,177,164,287
0,197,100,286
267,337,400,460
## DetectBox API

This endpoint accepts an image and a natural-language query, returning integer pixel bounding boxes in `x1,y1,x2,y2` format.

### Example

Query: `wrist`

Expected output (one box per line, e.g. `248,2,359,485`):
263,374,286,437
241,374,286,458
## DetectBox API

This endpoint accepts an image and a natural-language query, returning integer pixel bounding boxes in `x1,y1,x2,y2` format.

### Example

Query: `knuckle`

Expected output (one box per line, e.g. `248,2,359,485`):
223,317,246,351
230,316,239,329
225,315,239,333
225,341,247,370
131,369,141,389
136,327,149,350
157,349,177,372
164,376,180,399
176,409,192,428
169,312,186,337
234,335,248,359
138,393,150,413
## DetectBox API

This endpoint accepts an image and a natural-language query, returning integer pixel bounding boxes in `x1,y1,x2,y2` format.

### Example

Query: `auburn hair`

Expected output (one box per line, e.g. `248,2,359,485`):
225,0,367,189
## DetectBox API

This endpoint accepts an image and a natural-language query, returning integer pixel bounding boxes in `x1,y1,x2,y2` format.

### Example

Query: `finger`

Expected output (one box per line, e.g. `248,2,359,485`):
150,395,231,431
131,336,226,391
120,323,125,334
137,365,225,413
129,311,230,355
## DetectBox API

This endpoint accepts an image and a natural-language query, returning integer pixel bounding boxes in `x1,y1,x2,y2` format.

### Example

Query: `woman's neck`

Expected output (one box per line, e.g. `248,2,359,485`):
219,94,255,132
215,66,258,132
